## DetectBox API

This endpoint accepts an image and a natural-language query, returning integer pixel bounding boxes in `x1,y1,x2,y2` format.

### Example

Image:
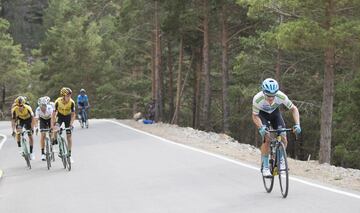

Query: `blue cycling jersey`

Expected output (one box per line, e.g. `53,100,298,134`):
77,94,89,107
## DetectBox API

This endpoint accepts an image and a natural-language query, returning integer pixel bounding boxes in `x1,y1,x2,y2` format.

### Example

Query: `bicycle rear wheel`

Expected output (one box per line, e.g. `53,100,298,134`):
22,139,31,169
45,138,51,170
278,142,289,198
261,158,274,193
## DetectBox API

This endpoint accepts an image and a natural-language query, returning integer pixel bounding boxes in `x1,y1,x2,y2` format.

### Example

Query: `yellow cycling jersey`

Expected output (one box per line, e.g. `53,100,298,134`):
12,104,34,120
54,97,75,116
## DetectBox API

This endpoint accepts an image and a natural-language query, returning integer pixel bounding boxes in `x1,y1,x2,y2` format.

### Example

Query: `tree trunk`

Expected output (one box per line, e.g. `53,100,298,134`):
193,48,202,129
220,2,230,134
319,0,335,164
202,0,211,131
172,37,184,124
275,48,281,82
154,0,162,121
167,41,174,121
151,32,156,100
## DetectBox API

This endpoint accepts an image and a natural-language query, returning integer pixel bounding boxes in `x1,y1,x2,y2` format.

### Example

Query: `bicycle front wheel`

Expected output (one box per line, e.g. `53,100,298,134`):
59,138,67,169
261,158,274,193
277,142,289,198
22,139,31,169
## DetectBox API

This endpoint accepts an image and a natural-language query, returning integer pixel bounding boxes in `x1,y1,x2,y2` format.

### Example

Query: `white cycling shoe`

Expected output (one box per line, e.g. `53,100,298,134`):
262,167,272,177
41,154,46,161
279,158,286,170
30,153,35,160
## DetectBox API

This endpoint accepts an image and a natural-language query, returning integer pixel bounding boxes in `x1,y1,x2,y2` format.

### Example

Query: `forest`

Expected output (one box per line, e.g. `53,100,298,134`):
0,0,360,168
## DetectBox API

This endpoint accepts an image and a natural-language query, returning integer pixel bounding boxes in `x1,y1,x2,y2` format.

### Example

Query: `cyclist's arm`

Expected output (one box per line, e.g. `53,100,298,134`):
70,101,76,126
290,105,300,125
51,102,58,129
34,117,39,129
252,113,263,129
11,110,17,132
70,112,76,127
11,118,16,133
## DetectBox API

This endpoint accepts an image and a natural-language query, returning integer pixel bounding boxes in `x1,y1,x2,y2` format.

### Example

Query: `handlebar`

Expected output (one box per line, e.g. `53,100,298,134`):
267,128,293,136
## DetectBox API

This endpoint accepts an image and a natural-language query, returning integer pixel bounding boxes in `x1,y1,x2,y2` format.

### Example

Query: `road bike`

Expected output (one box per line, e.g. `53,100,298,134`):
78,107,89,128
55,127,72,171
17,129,32,169
261,128,294,198
39,128,55,170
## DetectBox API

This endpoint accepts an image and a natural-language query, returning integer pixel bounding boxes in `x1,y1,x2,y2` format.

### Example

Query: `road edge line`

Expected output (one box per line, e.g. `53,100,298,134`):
105,119,360,200
0,133,7,180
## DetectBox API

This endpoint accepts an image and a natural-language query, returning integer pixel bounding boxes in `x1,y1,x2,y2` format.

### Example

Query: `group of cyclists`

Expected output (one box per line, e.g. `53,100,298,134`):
9,77,300,178
10,87,90,163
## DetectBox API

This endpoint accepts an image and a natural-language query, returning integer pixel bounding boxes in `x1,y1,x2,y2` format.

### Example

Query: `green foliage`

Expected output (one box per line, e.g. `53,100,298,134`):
0,18,30,110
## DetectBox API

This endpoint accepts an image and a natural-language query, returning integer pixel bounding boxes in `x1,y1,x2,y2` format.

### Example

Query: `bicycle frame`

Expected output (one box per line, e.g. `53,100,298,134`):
262,128,293,198
40,128,54,169
18,129,32,169
54,126,72,171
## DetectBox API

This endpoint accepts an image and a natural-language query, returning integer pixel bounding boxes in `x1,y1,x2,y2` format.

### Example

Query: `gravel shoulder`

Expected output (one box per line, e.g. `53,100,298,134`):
119,119,360,192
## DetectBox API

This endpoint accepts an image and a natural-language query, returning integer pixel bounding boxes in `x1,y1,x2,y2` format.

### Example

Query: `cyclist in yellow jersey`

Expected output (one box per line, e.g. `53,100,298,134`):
11,96,36,160
52,87,76,163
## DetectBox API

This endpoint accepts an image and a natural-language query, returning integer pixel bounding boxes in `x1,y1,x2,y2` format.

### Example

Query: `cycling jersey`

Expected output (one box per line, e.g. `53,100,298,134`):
54,97,75,116
12,105,34,120
252,91,293,115
77,95,89,107
35,104,54,120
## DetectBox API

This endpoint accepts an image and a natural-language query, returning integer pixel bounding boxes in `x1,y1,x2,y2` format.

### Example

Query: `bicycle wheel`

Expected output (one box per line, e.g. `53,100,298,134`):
261,157,274,193
22,140,31,169
45,138,51,170
277,142,289,198
63,139,71,171
66,156,71,171
59,138,67,169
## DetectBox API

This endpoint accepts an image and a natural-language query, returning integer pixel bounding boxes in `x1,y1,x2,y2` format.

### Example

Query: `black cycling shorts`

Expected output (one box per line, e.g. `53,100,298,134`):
39,117,51,129
56,114,72,135
16,118,33,136
258,108,286,130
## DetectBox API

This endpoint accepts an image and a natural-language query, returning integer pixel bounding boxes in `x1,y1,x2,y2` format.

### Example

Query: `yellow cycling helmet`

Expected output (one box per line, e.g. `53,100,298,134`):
60,87,72,96
14,96,25,106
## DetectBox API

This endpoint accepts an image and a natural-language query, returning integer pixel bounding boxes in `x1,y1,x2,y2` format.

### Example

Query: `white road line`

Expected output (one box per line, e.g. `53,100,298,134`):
0,133,7,179
105,119,360,200
0,133,7,151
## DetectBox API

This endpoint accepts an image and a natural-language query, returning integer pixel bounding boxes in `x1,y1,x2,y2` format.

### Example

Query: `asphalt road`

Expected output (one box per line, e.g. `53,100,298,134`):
0,119,359,213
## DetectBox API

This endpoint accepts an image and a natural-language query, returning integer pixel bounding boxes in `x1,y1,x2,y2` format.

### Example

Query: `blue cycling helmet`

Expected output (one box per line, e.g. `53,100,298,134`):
261,78,279,96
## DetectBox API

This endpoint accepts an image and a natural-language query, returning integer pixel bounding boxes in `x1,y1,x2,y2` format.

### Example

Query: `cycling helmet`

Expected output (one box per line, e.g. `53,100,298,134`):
15,96,25,106
38,97,48,106
60,87,72,96
261,78,279,96
80,88,86,93
43,96,51,104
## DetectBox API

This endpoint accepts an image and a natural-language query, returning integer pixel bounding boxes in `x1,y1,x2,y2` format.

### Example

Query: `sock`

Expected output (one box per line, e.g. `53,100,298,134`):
262,155,269,168
30,145,33,153
41,149,45,155
69,150,71,157
17,141,21,147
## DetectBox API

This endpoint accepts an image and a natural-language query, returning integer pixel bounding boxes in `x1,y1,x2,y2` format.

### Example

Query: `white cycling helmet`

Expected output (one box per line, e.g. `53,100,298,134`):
38,97,48,106
261,78,279,96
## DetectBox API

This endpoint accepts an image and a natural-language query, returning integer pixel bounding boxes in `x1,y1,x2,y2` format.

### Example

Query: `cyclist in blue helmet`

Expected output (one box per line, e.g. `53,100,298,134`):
77,89,90,128
252,78,301,177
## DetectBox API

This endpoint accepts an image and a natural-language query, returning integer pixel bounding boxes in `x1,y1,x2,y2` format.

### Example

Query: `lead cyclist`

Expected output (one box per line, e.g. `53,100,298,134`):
252,78,301,177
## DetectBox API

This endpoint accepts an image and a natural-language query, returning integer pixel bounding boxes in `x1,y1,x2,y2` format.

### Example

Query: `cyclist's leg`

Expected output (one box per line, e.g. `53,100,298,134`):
23,118,34,154
270,109,287,147
15,119,22,148
259,111,271,168
270,109,287,168
63,115,72,154
39,118,50,155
